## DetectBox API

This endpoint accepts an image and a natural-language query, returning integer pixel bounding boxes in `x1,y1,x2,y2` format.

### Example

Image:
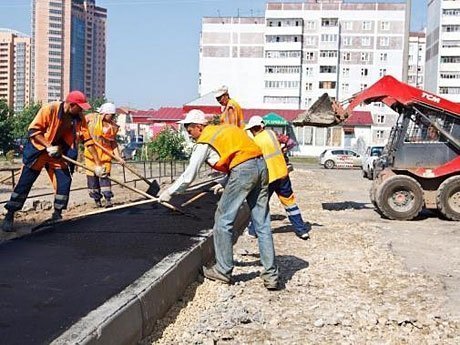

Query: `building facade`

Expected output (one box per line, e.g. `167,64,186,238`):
425,0,460,103
32,0,107,103
0,29,32,112
199,0,410,155
407,31,426,89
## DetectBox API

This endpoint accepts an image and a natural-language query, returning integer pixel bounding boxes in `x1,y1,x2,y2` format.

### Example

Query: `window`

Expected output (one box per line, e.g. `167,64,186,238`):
361,68,369,76
376,114,385,124
380,53,388,62
304,51,315,61
305,21,316,30
343,21,353,30
342,52,351,61
320,65,336,73
361,37,371,46
342,37,352,46
442,25,460,32
319,81,336,89
341,83,349,93
379,68,387,77
265,66,301,74
265,80,300,89
440,71,460,79
380,21,390,30
304,98,313,108
304,36,316,46
443,9,460,16
265,50,301,58
361,52,371,62
362,21,372,31
380,37,389,47
322,18,338,27
264,96,300,104
376,130,385,139
342,68,350,77
320,50,337,58
442,40,460,48
360,83,368,90
321,34,337,42
441,56,460,63
439,87,460,94
305,82,313,91
305,67,313,76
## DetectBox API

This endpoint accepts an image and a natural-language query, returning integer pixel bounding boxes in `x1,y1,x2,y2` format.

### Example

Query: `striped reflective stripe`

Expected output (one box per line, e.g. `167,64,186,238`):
11,192,26,200
100,186,112,192
7,201,23,208
264,130,283,161
55,194,69,201
286,208,301,216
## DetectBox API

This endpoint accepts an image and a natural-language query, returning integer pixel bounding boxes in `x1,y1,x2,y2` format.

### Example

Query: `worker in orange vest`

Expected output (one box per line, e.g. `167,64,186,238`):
84,102,123,208
159,109,279,290
245,116,310,240
2,91,105,232
214,85,245,128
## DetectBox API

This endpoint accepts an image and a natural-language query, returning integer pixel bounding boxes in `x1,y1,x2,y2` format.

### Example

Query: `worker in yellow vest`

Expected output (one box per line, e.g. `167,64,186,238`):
245,116,310,240
158,109,279,290
84,102,122,208
214,85,245,129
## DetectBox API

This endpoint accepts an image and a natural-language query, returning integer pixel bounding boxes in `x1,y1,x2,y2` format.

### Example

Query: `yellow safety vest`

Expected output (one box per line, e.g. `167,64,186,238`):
198,125,262,173
220,99,244,129
253,129,288,183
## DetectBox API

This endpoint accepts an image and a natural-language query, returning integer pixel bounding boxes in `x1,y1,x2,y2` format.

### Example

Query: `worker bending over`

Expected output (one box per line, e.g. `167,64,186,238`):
2,91,106,232
245,116,310,240
214,85,245,128
159,110,279,290
85,102,122,208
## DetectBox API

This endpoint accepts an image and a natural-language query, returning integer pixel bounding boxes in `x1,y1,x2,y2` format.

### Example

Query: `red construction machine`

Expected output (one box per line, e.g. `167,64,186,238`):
294,76,460,221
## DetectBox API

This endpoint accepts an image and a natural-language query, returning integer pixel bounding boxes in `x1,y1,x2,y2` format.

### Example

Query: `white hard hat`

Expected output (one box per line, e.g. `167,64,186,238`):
214,85,229,98
245,116,265,130
98,102,116,115
177,109,208,125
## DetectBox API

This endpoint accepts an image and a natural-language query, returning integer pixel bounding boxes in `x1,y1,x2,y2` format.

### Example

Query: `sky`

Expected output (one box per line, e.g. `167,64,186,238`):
0,0,426,109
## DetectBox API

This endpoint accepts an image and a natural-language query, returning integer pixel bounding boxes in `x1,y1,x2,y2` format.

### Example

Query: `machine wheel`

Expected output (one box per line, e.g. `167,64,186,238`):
375,175,424,220
324,160,335,169
436,176,460,221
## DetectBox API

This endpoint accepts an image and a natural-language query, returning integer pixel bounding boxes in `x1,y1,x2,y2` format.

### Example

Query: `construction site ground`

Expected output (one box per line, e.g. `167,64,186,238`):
1,161,459,344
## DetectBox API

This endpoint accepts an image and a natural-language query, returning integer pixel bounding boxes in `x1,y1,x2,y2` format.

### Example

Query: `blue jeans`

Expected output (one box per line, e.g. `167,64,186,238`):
213,157,278,282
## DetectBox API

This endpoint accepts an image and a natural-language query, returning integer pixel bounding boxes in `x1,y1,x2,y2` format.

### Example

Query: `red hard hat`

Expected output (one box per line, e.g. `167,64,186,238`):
66,90,91,110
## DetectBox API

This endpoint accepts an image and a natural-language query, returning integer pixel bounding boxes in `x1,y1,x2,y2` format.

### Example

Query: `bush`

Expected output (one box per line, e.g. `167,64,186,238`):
144,127,187,161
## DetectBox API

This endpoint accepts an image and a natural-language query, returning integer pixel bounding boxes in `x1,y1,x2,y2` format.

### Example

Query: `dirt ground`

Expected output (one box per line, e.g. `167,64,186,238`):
142,167,459,344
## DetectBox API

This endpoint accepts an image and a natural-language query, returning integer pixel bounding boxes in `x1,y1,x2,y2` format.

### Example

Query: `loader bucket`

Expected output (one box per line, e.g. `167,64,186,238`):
293,93,339,127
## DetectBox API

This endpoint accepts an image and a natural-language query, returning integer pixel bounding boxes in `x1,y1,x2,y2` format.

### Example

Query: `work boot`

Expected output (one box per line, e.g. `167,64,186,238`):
51,209,62,221
105,199,113,208
203,266,232,284
296,232,310,241
263,278,280,291
2,211,15,232
94,199,103,208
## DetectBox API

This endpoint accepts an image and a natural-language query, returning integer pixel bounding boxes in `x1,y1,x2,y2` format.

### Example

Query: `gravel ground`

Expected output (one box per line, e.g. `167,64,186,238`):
143,168,460,345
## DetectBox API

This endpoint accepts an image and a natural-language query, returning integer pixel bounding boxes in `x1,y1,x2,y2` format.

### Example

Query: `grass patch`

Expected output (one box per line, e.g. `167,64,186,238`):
289,156,318,164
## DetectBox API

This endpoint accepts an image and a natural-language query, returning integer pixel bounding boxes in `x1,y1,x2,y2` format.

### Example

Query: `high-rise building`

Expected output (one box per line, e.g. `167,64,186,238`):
0,29,32,112
199,1,410,152
32,0,107,103
425,0,460,102
407,31,426,89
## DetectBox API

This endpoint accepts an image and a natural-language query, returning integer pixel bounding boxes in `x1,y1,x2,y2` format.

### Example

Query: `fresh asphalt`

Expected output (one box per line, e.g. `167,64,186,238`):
0,193,219,345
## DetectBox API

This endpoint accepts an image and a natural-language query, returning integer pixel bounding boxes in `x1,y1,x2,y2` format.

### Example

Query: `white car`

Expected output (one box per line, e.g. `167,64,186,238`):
361,145,385,179
319,149,362,169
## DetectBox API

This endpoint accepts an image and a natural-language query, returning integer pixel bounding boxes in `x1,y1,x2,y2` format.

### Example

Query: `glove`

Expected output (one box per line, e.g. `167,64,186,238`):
159,190,172,202
210,183,224,195
46,145,61,158
94,165,107,178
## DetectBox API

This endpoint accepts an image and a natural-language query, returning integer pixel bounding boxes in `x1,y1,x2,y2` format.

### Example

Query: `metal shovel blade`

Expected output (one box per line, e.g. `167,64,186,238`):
293,93,339,127
146,179,160,197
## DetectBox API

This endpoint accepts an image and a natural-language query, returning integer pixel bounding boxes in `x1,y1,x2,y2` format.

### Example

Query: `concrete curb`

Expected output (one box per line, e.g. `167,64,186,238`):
51,229,215,345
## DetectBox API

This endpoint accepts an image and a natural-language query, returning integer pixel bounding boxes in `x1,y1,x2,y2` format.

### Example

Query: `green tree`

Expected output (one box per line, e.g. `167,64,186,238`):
144,126,187,160
12,102,41,140
0,99,14,154
87,97,107,114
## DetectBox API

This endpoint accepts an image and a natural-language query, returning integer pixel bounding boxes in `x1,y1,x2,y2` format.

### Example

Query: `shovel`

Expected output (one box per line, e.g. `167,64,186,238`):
94,141,160,197
61,155,192,217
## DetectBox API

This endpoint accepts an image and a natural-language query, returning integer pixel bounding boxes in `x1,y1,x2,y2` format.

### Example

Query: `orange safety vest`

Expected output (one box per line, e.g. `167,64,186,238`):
84,113,119,163
219,99,244,129
197,125,262,173
253,129,288,183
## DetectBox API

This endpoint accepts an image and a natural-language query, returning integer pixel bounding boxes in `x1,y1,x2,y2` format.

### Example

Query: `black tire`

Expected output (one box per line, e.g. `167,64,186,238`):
375,175,424,220
324,160,335,169
436,176,460,221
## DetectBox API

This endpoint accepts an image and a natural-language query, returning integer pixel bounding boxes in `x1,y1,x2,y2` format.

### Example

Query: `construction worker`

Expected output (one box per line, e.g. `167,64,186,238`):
159,109,279,290
85,102,123,208
1,91,106,232
245,116,310,240
214,85,245,128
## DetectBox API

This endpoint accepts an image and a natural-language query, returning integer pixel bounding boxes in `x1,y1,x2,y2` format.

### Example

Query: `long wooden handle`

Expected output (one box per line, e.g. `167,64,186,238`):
61,155,185,215
181,191,209,207
0,170,20,184
94,141,152,185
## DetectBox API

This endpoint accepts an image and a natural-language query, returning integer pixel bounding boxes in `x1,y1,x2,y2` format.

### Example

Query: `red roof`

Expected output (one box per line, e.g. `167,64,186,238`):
154,107,184,121
344,111,373,126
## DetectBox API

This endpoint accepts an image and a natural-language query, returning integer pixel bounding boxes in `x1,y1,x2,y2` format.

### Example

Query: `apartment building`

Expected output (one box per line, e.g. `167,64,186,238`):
407,31,426,89
32,0,107,103
0,29,32,112
425,0,460,103
199,0,409,155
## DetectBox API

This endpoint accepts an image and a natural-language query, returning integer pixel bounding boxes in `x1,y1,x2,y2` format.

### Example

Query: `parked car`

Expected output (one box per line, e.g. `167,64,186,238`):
319,149,362,169
121,141,144,160
361,145,385,179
